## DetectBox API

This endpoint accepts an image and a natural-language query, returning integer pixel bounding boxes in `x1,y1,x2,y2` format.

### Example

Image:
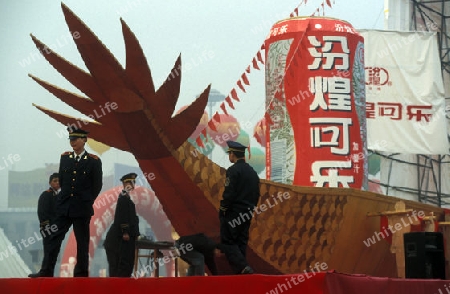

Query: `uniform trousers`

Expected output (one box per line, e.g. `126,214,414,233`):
105,237,136,277
219,209,252,273
41,215,91,277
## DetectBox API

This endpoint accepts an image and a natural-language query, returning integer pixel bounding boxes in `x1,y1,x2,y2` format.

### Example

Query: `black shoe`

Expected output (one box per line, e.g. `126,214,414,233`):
28,271,53,278
240,266,254,274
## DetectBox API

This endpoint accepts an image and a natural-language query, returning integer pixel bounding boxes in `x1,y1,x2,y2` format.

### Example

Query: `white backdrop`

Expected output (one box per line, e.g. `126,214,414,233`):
361,30,450,206
360,30,449,154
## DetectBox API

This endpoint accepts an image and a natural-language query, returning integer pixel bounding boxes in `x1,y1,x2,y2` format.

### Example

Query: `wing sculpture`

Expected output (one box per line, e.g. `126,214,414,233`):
31,3,445,276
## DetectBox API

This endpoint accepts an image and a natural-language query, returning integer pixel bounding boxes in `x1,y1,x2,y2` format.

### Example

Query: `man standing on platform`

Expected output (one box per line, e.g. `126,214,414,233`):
104,173,140,277
28,173,60,278
219,140,260,274
30,127,103,277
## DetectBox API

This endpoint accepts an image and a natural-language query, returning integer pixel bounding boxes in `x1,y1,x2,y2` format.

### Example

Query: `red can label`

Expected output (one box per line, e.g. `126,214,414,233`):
265,17,367,189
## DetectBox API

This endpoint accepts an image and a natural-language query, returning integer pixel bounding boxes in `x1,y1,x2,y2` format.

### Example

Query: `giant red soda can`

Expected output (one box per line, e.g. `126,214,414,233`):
265,17,367,189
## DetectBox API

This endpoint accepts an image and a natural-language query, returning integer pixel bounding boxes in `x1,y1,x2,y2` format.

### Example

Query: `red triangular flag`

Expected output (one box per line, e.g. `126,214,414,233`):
237,80,246,93
246,65,251,73
326,0,332,7
208,119,217,132
220,103,229,115
241,73,250,85
213,112,221,123
264,112,274,125
252,57,260,70
225,96,235,109
196,136,204,148
260,44,265,50
294,7,299,16
201,128,207,137
257,51,264,65
230,89,240,102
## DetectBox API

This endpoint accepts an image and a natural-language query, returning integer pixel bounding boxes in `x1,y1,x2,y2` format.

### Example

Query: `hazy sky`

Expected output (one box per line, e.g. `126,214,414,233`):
0,0,384,206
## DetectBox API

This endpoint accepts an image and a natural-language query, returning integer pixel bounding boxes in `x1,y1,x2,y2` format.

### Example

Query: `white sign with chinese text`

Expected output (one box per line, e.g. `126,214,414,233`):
360,30,449,154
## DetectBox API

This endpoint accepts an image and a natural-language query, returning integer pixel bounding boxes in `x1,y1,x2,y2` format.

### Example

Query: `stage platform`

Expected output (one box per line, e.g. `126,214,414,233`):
1,271,449,294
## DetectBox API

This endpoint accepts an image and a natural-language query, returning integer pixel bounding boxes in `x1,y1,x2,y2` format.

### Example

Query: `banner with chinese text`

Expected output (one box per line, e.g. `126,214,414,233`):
360,30,449,154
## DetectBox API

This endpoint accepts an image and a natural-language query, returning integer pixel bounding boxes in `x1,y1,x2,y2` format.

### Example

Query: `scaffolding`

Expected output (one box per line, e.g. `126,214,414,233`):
410,0,450,76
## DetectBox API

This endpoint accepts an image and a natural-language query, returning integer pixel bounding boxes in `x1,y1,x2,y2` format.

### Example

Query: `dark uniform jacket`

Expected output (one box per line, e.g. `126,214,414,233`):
37,188,58,228
220,159,260,212
57,151,103,217
104,192,140,246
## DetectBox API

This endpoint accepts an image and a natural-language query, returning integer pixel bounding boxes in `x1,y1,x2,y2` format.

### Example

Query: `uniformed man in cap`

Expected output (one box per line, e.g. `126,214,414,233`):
28,173,60,278
104,173,140,277
218,140,260,274
30,127,103,277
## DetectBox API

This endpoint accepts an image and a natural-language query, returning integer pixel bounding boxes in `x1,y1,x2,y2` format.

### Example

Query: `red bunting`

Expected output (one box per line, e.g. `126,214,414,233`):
213,112,221,123
241,73,250,85
220,102,229,115
225,96,235,109
196,136,204,148
257,51,264,64
208,0,327,126
264,112,274,125
237,80,246,93
230,89,240,102
208,119,217,132
252,57,260,70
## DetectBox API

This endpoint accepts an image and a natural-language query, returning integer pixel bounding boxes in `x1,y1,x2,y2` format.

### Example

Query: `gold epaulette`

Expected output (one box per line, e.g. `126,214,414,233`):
88,153,99,160
61,151,71,156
